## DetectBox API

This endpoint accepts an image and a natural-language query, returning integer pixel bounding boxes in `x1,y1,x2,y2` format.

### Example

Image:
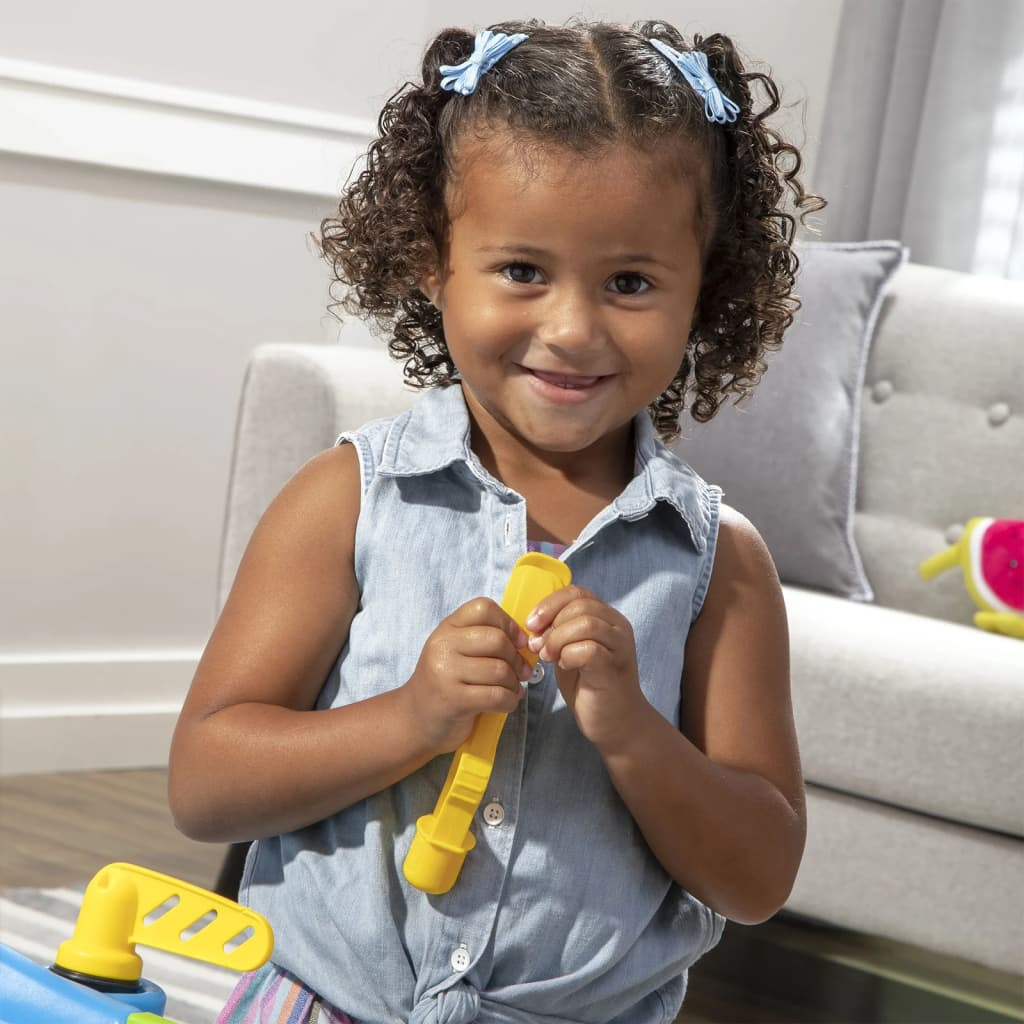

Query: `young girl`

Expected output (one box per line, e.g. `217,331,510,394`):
170,18,820,1024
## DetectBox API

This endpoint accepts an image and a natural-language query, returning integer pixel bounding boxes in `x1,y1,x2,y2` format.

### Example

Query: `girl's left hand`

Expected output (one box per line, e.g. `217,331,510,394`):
526,586,647,750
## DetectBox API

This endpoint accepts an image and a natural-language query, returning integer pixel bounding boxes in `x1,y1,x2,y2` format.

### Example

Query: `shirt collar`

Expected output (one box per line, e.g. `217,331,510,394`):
377,383,713,552
379,383,475,477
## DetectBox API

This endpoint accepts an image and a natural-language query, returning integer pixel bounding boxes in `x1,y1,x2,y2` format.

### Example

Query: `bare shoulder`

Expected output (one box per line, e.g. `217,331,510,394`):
183,443,363,717
258,442,362,546
710,503,783,591
686,501,789,697
682,502,802,811
233,442,362,596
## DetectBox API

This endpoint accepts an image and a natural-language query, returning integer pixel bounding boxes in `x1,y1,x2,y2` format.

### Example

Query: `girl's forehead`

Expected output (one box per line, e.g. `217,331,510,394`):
447,136,705,232
443,139,704,259
452,134,701,200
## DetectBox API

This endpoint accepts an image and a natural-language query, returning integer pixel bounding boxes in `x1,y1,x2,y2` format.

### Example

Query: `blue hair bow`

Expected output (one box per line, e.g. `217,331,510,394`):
648,39,739,124
439,29,528,96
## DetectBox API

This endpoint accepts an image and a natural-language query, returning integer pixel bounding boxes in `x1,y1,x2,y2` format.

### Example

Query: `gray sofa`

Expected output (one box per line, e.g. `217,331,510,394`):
218,258,1023,978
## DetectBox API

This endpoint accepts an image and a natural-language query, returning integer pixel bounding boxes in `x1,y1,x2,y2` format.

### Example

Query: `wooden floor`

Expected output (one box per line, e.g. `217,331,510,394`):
0,767,224,891
2,769,1021,1024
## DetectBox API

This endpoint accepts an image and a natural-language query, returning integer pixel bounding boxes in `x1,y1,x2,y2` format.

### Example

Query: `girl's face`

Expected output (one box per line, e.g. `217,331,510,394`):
421,137,704,473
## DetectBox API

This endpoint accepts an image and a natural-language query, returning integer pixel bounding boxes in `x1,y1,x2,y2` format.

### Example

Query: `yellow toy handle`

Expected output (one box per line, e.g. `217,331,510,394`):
54,862,274,984
403,553,571,894
975,611,1024,639
918,543,963,581
919,517,991,612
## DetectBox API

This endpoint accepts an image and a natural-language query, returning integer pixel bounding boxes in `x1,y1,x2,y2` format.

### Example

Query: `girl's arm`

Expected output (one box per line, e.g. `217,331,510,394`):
168,444,530,844
169,445,425,843
607,506,803,924
530,505,804,924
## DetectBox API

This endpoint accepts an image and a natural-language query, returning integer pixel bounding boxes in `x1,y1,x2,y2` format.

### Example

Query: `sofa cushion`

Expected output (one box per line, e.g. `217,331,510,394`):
789,786,1023,975
784,585,1024,838
674,240,906,600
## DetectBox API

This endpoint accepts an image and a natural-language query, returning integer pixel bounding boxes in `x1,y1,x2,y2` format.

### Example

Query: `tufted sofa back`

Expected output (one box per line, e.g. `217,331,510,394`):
855,264,1023,627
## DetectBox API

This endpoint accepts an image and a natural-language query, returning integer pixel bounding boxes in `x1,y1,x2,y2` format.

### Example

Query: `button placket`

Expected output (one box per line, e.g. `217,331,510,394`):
429,621,525,991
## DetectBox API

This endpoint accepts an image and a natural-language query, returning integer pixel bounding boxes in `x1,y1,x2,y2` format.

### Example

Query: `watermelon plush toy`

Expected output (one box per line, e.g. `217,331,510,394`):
920,518,1024,639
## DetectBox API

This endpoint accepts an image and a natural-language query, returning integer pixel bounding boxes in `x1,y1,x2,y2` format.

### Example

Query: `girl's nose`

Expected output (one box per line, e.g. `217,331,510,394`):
537,290,607,355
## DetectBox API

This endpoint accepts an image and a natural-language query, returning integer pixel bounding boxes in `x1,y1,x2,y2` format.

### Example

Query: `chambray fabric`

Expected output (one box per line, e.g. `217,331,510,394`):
241,384,725,1024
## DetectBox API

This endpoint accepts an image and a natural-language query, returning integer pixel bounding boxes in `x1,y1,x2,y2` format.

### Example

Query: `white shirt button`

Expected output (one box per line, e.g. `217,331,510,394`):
482,801,505,827
450,944,471,972
527,662,546,685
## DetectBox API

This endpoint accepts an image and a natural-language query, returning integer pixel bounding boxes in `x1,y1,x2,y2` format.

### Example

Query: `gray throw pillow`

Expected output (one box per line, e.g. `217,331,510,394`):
673,240,908,600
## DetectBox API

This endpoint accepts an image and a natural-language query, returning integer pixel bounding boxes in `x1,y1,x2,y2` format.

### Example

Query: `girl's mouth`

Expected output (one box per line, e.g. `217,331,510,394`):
527,369,604,390
523,367,610,405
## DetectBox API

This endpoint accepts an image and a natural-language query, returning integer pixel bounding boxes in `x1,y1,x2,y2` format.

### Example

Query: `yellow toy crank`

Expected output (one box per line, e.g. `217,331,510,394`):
0,861,274,1024
54,862,273,984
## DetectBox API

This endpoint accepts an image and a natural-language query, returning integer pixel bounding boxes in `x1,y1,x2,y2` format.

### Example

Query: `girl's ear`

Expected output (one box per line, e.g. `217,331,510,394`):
420,269,443,309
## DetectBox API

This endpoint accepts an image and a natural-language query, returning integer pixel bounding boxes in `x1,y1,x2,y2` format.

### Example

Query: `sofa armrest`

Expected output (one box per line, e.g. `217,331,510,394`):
218,343,412,611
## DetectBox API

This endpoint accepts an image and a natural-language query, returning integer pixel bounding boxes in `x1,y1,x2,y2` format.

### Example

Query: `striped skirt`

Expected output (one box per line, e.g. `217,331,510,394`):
215,962,358,1024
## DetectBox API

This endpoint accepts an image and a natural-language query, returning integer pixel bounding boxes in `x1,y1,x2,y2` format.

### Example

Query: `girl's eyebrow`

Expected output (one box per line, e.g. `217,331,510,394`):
611,252,680,271
478,244,550,259
479,244,679,271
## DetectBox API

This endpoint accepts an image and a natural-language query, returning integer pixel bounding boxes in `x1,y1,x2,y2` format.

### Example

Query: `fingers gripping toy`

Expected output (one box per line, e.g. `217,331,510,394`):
0,862,273,1024
403,552,571,894
919,517,1024,640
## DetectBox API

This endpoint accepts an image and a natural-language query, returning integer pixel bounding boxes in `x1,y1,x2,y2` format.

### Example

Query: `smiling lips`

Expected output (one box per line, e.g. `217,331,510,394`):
527,368,605,390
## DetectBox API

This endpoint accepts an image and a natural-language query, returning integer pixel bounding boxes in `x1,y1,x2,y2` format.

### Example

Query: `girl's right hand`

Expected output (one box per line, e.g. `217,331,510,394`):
402,598,533,753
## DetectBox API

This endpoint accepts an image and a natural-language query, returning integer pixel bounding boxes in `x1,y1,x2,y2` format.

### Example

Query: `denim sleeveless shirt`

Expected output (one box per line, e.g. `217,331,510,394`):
241,383,725,1024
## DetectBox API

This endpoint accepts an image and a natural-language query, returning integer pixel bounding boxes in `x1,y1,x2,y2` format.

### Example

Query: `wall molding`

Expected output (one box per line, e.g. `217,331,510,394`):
0,57,374,196
0,652,199,775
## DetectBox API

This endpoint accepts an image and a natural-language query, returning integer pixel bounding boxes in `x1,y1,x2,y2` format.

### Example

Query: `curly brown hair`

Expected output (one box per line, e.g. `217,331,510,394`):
320,19,824,441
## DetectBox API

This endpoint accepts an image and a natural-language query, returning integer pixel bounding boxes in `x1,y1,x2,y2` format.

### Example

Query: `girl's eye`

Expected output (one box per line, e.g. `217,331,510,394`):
609,273,651,296
502,263,544,285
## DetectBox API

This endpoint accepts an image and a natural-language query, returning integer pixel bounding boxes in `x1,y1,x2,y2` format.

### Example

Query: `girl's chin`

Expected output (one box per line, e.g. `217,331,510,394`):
462,381,629,456
512,416,626,457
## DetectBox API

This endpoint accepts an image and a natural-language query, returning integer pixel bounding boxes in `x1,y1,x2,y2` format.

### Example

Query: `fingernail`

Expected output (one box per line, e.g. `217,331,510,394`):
527,634,544,653
526,610,542,630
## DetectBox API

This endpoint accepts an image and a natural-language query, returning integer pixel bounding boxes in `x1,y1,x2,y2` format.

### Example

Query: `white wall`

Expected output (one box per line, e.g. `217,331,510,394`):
0,0,843,774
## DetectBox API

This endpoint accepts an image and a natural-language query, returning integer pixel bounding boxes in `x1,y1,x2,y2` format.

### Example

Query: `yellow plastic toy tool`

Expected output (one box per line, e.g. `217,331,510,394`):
54,862,274,984
403,552,571,895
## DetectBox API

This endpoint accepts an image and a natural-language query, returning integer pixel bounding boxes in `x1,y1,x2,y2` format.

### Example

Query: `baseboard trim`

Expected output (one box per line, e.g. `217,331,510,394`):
0,57,373,197
0,651,199,775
